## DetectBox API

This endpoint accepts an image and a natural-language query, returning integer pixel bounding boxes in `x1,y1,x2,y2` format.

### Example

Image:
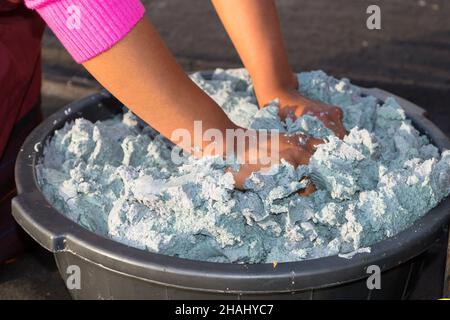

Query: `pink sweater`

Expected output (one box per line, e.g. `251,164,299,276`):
25,0,146,63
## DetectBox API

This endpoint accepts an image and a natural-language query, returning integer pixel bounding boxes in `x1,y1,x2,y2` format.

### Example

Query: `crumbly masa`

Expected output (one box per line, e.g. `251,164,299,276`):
37,69,450,263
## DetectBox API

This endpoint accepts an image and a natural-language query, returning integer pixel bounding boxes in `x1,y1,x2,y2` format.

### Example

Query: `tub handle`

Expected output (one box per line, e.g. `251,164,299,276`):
11,192,67,252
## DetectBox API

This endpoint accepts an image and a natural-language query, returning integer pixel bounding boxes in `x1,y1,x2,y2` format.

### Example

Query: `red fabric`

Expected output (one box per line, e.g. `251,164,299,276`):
0,2,45,159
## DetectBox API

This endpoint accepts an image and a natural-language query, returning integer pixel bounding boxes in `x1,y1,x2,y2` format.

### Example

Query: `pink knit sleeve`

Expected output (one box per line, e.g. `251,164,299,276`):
25,0,146,63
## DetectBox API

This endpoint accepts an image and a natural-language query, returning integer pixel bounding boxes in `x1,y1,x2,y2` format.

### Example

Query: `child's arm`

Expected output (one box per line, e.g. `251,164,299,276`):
211,0,346,138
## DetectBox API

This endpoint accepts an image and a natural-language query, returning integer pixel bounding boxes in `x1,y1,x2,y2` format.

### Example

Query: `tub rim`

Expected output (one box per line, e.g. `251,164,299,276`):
12,82,450,294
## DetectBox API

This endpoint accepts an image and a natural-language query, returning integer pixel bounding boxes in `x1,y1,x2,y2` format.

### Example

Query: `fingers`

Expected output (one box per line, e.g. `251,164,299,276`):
299,182,317,197
230,163,319,197
227,137,320,197
332,106,344,120
329,107,346,139
225,166,244,190
292,134,323,153
226,163,263,190
325,120,346,140
317,106,346,139
304,136,324,150
335,123,347,139
278,92,347,139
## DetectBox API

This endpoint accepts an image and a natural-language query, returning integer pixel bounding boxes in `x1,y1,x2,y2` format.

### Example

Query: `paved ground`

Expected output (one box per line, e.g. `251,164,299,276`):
1,0,450,299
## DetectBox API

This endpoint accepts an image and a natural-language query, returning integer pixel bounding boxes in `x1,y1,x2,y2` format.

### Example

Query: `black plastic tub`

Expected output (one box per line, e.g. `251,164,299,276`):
12,82,450,299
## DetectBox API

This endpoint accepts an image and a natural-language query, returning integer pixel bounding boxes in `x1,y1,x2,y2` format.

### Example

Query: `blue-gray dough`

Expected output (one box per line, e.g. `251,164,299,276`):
37,69,450,263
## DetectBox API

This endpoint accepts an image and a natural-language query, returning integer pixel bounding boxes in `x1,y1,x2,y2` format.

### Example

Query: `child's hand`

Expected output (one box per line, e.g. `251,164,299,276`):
226,131,323,194
253,73,346,139
264,88,346,139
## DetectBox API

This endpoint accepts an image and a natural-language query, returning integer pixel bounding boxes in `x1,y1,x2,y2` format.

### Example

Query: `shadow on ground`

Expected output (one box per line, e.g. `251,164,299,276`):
0,245,70,300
